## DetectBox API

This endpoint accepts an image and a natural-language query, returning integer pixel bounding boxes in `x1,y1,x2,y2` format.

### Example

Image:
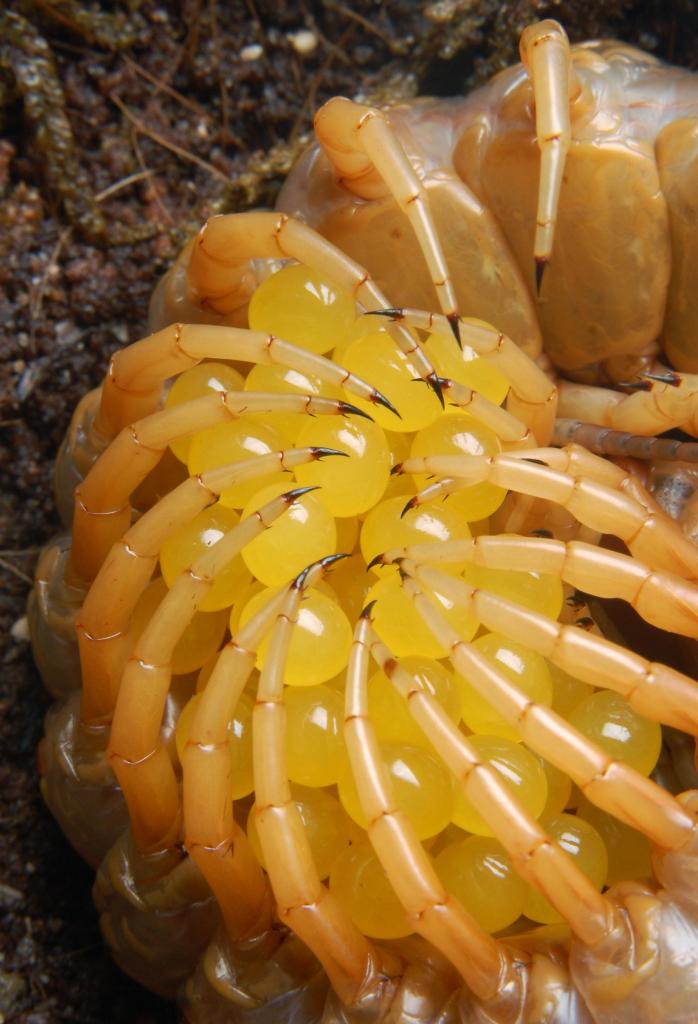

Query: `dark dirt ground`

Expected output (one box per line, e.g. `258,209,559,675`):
1,1,698,1021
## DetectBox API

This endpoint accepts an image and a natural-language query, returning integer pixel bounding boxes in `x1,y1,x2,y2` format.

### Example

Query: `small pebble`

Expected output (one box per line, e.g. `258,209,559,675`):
11,618,29,642
288,29,318,56
240,44,263,62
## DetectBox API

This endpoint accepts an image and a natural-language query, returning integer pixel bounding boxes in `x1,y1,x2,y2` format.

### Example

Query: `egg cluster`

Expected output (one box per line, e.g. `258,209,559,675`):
152,262,659,941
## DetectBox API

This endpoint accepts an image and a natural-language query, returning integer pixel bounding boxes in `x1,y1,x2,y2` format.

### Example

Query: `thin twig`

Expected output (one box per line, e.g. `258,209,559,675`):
110,92,230,183
29,227,72,325
128,130,173,226
323,2,408,54
95,169,153,202
0,557,33,585
121,55,210,118
209,0,232,150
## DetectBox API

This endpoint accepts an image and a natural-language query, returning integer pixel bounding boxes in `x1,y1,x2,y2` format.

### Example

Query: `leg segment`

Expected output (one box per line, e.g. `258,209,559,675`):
373,308,558,444
314,99,460,330
345,612,511,1003
518,20,578,281
107,487,317,853
252,556,400,1008
396,452,698,578
78,449,340,723
361,619,616,952
71,385,372,582
396,566,697,848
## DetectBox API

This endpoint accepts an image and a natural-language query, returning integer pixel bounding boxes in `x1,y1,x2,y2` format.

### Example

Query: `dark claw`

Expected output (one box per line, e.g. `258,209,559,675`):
390,462,404,476
312,447,350,459
293,551,350,589
411,373,445,409
337,400,374,421
642,371,682,387
529,528,553,538
369,307,404,321
521,458,549,466
283,485,320,502
367,553,385,571
534,258,546,296
400,496,418,518
428,373,445,408
360,599,378,619
370,389,402,419
446,312,461,348
617,378,653,392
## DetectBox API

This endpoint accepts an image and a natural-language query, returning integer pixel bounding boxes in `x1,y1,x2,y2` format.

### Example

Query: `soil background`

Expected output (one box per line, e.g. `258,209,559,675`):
1,1,697,1022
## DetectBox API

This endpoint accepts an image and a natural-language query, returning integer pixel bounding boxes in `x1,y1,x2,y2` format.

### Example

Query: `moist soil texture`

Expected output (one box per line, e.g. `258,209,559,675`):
1,1,697,1021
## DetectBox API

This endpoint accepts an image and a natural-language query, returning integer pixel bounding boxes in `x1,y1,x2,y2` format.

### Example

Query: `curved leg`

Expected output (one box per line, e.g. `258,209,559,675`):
360,618,612,1018
518,20,577,285
314,99,460,331
373,533,698,640
95,321,396,440
78,448,340,723
396,452,698,578
71,381,380,582
558,371,698,436
153,211,442,400
252,556,401,1009
372,307,557,445
345,612,511,1004
107,487,317,853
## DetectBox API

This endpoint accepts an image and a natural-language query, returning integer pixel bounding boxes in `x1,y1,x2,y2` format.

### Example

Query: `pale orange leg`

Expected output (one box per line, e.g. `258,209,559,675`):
315,99,460,334
396,452,698,579
397,567,698,848
107,487,317,853
78,448,340,723
371,307,558,444
251,556,401,1006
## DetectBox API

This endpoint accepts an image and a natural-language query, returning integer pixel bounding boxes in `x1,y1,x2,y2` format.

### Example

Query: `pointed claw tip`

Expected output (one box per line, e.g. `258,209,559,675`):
428,373,445,408
312,446,349,459
642,371,681,387
371,307,402,320
367,553,384,571
371,390,401,418
618,378,653,392
339,400,372,421
390,462,404,477
446,313,461,348
284,485,320,502
400,497,417,519
534,258,546,296
293,551,349,588
360,599,378,620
